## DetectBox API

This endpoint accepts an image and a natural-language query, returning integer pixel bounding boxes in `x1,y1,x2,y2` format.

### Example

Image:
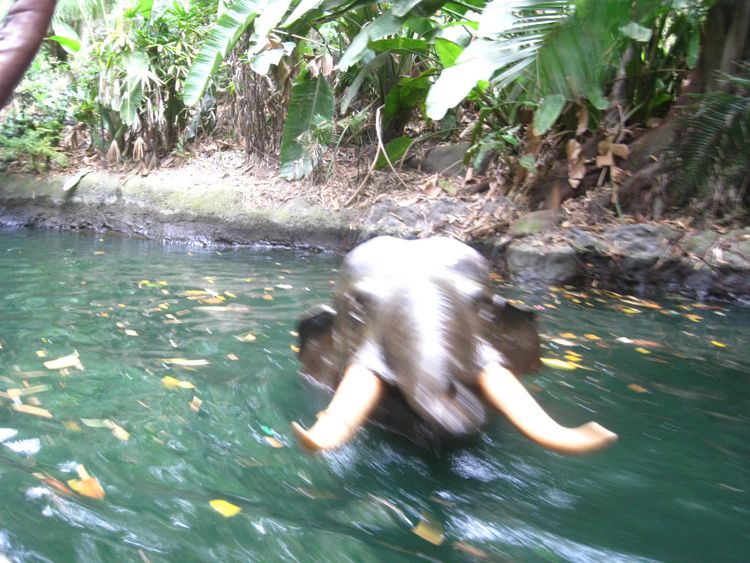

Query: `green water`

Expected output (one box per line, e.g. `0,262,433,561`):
0,230,748,562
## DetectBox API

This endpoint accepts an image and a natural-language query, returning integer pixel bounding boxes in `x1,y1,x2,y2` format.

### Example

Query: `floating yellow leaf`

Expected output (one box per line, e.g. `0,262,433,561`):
564,354,582,362
7,384,49,398
162,358,209,367
224,291,237,298
36,350,48,358
630,339,664,348
290,344,300,353
541,358,580,370
226,353,239,361
67,465,105,499
559,332,577,339
620,298,661,310
124,329,139,337
412,518,444,546
210,499,241,518
188,396,202,412
710,340,727,348
103,420,130,441
583,333,601,341
162,376,195,389
235,333,256,342
551,338,576,347
63,420,82,431
199,297,225,305
262,294,274,301
13,403,53,418
617,307,642,314
634,347,651,354
264,436,283,448
44,351,84,371
628,383,649,394
684,314,703,323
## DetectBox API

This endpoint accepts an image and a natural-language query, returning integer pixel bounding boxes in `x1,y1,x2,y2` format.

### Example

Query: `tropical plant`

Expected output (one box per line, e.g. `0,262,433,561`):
669,66,750,215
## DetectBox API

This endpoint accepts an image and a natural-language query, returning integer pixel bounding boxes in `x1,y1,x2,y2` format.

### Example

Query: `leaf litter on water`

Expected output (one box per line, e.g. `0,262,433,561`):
162,376,196,389
43,351,84,371
210,499,241,518
67,464,105,500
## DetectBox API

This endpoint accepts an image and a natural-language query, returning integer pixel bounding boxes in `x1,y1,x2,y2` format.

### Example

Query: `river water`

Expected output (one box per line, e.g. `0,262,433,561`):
0,230,747,562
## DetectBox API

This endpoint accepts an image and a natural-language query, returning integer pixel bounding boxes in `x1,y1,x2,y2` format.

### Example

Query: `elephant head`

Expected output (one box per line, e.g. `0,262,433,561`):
0,0,56,109
292,236,617,454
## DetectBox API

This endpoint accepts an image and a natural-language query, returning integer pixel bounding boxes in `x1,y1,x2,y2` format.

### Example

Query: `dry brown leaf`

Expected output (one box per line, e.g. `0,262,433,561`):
596,152,614,168
576,103,589,136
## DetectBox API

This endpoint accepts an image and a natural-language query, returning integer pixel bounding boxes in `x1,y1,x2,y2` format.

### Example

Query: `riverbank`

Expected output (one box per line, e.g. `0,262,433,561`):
1,162,748,303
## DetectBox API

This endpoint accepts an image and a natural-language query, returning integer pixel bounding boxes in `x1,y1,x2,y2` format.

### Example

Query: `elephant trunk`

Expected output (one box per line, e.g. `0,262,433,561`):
292,364,383,453
478,362,618,455
0,0,57,109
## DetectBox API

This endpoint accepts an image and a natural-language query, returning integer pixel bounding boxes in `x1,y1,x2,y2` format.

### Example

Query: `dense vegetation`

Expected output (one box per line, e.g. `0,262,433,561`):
1,0,748,222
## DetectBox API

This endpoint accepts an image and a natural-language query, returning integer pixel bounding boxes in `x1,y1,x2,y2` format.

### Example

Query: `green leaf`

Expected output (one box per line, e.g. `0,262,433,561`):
279,74,334,180
369,37,429,54
120,86,143,127
619,21,652,42
136,0,154,18
687,30,700,69
340,52,389,114
391,0,423,17
339,13,403,71
518,154,537,172
383,72,433,127
250,42,295,75
586,84,609,110
50,21,81,54
184,0,267,106
433,38,462,68
282,0,323,27
49,35,81,54
426,37,542,120
532,94,565,135
375,136,412,169
249,0,293,53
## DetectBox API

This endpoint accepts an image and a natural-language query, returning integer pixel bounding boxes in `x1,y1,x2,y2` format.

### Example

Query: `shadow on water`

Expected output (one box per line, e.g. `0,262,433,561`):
0,229,748,562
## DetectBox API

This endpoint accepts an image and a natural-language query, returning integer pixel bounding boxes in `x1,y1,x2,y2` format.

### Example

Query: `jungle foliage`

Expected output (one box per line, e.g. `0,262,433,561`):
1,0,748,220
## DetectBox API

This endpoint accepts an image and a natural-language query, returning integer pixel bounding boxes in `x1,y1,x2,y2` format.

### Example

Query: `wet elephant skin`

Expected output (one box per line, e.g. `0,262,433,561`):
296,236,543,444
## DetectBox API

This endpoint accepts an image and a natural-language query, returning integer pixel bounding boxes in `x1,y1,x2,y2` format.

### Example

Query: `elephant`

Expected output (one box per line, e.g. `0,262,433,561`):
0,0,56,109
292,236,617,454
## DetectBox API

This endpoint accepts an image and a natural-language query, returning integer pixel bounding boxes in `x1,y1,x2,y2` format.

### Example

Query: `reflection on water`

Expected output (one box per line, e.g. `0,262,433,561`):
0,229,748,562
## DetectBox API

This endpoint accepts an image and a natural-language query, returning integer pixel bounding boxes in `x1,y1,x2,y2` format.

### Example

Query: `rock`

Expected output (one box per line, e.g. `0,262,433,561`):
681,230,719,258
601,224,679,269
706,228,750,271
406,142,492,177
506,241,577,285
508,209,560,237
566,228,606,253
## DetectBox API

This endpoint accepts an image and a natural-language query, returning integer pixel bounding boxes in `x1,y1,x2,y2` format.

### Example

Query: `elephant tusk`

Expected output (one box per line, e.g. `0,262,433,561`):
292,364,383,453
478,362,618,455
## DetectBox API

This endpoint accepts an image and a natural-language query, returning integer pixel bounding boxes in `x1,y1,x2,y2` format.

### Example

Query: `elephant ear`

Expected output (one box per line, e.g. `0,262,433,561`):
486,296,542,375
297,305,338,388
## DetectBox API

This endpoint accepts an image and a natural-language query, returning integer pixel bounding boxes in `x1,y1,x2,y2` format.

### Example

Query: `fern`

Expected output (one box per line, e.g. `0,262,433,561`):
671,69,750,208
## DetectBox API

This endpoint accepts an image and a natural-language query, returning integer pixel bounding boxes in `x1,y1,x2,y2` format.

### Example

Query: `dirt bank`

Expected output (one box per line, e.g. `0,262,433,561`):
1,163,748,303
